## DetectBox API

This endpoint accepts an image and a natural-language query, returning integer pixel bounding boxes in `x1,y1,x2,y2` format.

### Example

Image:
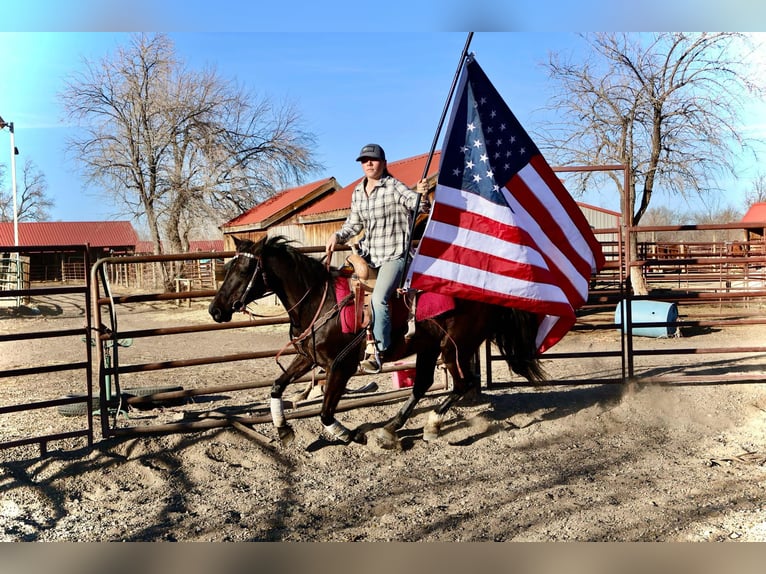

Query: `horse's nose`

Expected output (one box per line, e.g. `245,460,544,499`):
208,302,222,322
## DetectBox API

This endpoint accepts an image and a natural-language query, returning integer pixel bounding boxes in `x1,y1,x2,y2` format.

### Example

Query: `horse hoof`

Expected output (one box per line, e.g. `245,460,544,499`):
422,431,439,442
352,429,367,445
423,412,442,442
422,425,440,442
375,427,400,450
277,424,295,446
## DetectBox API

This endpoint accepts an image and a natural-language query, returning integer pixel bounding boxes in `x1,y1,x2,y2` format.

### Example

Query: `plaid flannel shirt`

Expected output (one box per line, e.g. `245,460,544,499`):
335,175,427,267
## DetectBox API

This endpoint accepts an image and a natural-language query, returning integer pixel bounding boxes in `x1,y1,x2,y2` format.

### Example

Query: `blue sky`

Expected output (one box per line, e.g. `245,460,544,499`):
1,27,766,223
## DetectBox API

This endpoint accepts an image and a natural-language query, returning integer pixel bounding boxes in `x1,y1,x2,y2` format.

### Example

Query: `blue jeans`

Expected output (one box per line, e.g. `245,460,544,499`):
370,257,406,353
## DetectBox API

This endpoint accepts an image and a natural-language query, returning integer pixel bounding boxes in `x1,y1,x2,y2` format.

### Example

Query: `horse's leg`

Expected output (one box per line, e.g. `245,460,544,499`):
269,354,314,445
375,344,441,450
319,357,363,445
423,343,481,442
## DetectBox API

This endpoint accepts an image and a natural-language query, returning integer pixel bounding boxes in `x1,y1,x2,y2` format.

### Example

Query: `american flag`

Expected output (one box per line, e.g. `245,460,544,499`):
405,56,605,353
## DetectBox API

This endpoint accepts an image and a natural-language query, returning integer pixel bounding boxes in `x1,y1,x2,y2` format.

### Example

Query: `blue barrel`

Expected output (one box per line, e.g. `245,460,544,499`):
614,300,678,337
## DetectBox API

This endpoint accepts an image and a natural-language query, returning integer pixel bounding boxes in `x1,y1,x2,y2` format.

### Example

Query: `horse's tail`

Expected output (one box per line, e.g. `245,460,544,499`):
491,306,546,382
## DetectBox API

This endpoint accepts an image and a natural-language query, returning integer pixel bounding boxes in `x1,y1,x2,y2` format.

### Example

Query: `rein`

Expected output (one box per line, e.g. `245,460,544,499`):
234,249,353,372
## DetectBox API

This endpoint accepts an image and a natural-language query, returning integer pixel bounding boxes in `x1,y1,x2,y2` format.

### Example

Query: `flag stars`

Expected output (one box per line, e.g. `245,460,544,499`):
486,169,494,179
465,160,475,170
473,173,482,183
479,153,489,163
467,122,476,132
472,139,483,148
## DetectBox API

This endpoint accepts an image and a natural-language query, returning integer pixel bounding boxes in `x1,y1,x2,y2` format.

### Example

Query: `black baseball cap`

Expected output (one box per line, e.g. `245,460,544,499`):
356,143,386,162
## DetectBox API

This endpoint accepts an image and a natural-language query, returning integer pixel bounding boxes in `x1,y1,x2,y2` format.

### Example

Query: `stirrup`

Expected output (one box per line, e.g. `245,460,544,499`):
359,356,381,374
404,318,416,339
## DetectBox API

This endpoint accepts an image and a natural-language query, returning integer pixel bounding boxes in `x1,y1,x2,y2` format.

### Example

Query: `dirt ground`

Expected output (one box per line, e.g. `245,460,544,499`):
1,291,766,542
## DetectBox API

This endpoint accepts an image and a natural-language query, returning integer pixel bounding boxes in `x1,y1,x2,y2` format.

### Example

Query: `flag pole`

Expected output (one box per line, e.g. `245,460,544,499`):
400,31,474,289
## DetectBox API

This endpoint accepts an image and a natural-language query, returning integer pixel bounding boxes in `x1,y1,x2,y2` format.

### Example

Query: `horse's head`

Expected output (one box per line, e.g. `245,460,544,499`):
208,236,268,323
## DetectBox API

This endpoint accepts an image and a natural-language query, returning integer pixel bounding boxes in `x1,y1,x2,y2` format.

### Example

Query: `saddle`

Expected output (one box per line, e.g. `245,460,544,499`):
334,253,455,335
338,253,378,332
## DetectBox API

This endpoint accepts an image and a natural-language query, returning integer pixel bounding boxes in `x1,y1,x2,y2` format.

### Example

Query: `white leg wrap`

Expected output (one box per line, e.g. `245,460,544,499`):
270,397,287,428
427,411,444,427
423,411,444,441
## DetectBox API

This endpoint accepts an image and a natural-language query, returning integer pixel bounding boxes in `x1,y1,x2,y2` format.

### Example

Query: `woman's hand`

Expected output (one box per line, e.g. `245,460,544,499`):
325,233,338,257
416,179,429,194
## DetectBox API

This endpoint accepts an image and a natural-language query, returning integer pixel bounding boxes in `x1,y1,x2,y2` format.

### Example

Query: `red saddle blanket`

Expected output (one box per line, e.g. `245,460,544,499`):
334,277,455,334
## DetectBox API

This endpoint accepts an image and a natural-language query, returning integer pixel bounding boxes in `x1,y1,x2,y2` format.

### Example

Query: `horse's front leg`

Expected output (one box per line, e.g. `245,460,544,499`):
319,358,365,445
270,355,314,445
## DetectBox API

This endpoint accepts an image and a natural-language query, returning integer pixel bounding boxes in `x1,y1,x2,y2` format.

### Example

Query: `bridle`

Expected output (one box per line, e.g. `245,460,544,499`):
230,249,328,328
229,246,358,372
230,251,271,313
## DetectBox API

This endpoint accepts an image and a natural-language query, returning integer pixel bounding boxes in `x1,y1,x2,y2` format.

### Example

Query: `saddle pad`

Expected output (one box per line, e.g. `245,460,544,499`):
334,277,455,333
416,292,455,321
334,277,356,333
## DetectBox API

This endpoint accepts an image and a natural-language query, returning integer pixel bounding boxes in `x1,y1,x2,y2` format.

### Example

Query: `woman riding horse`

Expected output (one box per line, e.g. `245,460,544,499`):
209,235,544,448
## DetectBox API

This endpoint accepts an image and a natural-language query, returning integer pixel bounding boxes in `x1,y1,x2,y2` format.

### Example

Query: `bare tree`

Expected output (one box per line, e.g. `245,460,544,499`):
542,32,764,294
0,158,53,222
637,205,688,244
745,173,766,207
60,33,321,289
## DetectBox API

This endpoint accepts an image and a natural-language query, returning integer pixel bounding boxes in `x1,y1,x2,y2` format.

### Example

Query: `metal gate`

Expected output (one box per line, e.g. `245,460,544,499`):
0,245,94,457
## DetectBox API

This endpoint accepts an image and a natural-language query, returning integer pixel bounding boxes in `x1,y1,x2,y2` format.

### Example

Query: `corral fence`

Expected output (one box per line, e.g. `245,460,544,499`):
0,245,94,456
485,220,766,390
1,220,766,457
104,256,222,292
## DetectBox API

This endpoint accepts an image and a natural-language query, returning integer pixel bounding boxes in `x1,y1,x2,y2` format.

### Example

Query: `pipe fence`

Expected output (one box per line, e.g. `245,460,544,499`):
0,245,93,457
2,223,765,456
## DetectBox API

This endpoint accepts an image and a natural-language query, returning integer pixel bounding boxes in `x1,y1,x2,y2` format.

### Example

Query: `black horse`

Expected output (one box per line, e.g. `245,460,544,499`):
208,235,544,448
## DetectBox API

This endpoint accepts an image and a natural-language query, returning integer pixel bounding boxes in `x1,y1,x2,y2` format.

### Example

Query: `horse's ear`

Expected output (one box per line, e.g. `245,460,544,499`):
233,236,243,250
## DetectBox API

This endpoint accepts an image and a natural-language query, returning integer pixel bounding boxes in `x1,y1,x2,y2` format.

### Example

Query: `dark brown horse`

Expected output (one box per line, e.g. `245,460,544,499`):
208,235,544,448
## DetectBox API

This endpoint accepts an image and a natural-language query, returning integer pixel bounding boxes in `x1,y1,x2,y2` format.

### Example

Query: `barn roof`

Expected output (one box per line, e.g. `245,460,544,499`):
742,202,766,226
223,177,341,230
0,221,138,248
576,202,621,218
298,151,442,221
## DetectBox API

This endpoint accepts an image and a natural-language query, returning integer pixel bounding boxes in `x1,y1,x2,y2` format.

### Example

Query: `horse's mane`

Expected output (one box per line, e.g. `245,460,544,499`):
248,235,331,285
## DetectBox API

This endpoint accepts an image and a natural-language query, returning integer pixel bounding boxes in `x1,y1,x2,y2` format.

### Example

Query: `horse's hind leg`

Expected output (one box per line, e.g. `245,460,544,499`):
423,346,481,442
376,346,440,449
270,355,313,445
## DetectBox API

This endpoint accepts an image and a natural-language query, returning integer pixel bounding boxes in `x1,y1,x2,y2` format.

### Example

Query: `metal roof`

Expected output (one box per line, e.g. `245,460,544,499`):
0,221,138,248
224,177,340,229
742,202,766,226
